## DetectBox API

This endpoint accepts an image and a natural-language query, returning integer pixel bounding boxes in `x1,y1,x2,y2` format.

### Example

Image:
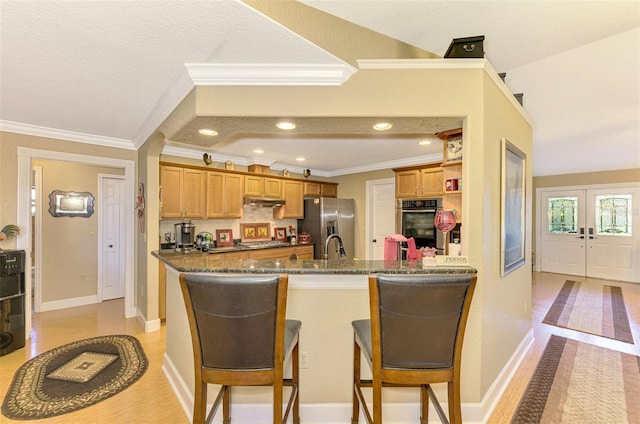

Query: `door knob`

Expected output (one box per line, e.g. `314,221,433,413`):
109,244,113,248
372,239,377,243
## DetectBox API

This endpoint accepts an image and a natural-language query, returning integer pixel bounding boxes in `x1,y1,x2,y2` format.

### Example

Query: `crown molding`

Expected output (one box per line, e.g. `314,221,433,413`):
326,153,444,177
0,120,135,150
161,144,443,178
358,58,487,70
184,63,357,86
358,58,534,127
134,62,357,149
131,68,196,149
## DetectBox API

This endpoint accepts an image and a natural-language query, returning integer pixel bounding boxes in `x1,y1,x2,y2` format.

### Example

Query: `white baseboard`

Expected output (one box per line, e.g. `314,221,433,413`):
40,295,98,312
162,353,511,424
162,353,194,421
477,329,535,423
136,307,161,332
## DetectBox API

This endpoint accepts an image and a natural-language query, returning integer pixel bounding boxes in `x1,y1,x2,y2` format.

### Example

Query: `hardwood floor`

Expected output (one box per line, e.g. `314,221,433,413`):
1,272,638,423
487,272,640,423
0,300,189,424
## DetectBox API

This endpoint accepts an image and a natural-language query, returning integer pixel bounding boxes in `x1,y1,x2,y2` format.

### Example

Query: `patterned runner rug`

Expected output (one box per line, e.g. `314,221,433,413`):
1,334,147,420
511,335,640,423
542,280,634,343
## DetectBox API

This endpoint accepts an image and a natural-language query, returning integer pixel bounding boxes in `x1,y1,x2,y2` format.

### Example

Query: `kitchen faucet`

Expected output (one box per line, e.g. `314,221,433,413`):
324,234,346,260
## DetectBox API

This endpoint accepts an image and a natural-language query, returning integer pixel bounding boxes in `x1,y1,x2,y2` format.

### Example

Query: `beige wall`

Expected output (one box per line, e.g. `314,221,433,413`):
475,73,534,397
148,64,534,404
531,168,640,261
34,159,124,302
0,131,136,298
331,168,395,259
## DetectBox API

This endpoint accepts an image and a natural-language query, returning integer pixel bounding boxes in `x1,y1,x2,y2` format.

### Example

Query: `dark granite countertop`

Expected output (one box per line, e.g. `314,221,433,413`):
152,250,476,275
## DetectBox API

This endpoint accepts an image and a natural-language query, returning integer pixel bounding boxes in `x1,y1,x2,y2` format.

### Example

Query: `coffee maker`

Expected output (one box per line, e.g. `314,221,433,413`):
174,220,195,252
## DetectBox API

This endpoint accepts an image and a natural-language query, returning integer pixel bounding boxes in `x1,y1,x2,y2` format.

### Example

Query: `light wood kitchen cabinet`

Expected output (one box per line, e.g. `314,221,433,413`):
303,181,337,198
160,165,206,218
321,183,338,198
303,181,321,196
274,180,304,219
394,165,443,198
206,171,243,218
248,245,314,260
218,251,250,260
249,247,296,260
295,245,314,259
244,175,283,198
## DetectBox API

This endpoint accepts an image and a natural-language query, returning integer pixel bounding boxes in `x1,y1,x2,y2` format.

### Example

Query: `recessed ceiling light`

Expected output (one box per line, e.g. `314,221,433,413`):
198,128,218,136
296,157,306,162
418,140,432,145
277,121,296,130
373,122,392,131
253,148,264,154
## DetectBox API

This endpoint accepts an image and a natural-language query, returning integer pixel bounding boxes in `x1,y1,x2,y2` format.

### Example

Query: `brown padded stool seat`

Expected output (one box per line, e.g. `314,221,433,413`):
180,273,300,424
351,274,476,424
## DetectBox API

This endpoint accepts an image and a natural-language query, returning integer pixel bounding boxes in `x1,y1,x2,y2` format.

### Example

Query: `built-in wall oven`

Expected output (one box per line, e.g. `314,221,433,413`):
396,198,444,253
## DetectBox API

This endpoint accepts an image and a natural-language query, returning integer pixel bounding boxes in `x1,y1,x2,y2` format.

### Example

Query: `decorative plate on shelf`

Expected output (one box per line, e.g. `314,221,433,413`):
446,137,463,162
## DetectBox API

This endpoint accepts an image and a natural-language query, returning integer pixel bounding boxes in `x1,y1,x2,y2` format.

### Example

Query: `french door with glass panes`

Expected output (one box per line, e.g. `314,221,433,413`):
541,186,639,282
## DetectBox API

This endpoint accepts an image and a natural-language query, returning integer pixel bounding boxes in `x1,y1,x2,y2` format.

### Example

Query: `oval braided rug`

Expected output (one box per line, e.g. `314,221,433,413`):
1,334,148,420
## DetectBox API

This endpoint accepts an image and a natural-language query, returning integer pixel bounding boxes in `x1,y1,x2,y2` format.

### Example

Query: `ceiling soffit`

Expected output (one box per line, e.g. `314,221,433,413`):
243,0,439,67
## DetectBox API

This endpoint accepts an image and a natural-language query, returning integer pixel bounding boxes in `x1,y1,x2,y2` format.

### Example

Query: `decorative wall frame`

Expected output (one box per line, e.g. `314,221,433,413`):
501,139,526,276
216,229,234,247
274,227,287,242
240,223,270,242
48,190,94,218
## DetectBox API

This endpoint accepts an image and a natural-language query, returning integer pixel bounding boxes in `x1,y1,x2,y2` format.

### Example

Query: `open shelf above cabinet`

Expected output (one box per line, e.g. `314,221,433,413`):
436,128,463,224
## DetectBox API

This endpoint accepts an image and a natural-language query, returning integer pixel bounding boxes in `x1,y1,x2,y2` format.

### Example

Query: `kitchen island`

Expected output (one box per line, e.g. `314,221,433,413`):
153,250,476,422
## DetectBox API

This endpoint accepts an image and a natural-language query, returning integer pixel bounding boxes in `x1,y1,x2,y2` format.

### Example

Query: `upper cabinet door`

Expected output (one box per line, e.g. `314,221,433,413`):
395,170,419,198
206,171,225,218
275,180,304,219
304,182,321,197
182,168,206,218
160,165,205,219
207,171,243,219
264,178,283,198
321,183,337,198
420,168,443,196
160,166,184,218
224,173,244,218
244,175,264,196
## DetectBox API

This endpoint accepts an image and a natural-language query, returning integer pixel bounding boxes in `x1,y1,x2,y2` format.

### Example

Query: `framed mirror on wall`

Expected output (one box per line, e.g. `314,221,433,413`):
48,190,94,218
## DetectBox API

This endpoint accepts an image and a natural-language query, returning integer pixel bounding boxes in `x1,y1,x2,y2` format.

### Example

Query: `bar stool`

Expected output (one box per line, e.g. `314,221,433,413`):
351,274,476,424
180,273,301,424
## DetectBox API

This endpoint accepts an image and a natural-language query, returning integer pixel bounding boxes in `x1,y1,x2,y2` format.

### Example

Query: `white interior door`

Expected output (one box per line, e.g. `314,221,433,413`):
540,186,639,282
100,175,126,300
585,187,639,282
367,178,396,260
541,190,586,276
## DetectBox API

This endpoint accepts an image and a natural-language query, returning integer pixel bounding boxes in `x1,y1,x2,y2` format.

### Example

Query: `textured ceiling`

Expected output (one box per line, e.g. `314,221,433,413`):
167,116,462,173
0,1,638,176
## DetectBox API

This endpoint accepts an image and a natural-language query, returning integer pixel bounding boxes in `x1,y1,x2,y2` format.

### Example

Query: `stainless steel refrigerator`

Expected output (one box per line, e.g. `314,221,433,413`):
298,198,355,260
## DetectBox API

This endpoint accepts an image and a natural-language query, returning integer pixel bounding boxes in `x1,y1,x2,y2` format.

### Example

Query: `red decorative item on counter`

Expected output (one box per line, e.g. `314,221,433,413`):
298,233,311,244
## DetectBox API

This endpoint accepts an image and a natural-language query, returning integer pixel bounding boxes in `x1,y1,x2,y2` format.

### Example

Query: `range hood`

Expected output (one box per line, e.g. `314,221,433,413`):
243,196,286,207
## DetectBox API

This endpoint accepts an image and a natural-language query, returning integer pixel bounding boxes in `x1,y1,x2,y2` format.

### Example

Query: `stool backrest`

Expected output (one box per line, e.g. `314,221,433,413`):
372,274,475,370
180,274,284,370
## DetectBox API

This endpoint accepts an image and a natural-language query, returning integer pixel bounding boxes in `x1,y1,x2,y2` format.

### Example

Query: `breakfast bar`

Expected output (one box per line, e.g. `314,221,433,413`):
153,250,476,422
